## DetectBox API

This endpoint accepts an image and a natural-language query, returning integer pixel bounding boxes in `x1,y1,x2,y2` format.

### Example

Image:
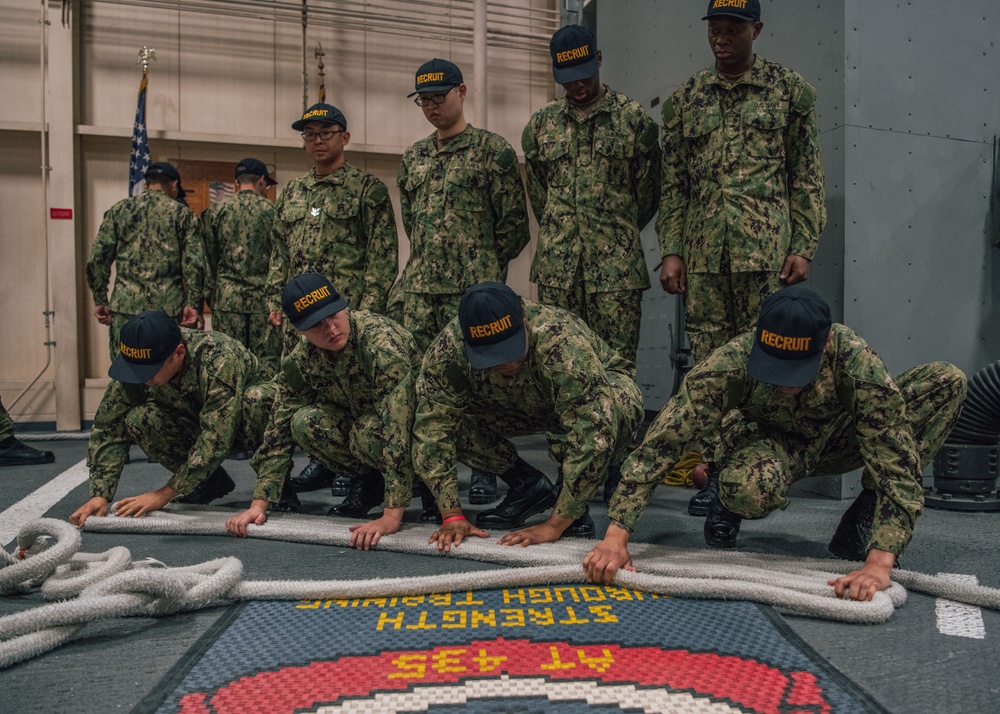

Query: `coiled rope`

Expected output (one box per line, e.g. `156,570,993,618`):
2,510,999,670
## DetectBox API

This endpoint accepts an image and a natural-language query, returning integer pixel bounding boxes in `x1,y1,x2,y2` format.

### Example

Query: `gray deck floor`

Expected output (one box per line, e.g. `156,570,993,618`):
1,435,999,713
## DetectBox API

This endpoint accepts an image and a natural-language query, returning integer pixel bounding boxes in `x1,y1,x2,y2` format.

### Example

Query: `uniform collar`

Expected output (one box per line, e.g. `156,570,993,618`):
708,55,768,89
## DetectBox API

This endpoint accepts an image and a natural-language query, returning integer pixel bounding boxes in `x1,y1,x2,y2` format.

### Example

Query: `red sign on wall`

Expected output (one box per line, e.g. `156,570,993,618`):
50,208,73,219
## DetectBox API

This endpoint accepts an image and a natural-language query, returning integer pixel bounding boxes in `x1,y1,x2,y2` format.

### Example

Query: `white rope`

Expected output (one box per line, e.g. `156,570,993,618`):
2,509,999,669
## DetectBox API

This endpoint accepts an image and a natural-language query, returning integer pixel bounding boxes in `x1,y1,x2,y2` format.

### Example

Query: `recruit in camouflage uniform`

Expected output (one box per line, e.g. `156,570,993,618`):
607,327,965,556
251,311,421,514
202,159,282,374
76,325,274,524
86,167,206,361
398,58,530,353
659,44,826,363
523,25,661,364
414,290,643,546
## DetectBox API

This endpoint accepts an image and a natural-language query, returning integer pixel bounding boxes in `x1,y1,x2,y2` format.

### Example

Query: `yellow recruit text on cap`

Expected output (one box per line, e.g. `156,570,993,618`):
120,343,152,360
294,285,332,313
417,72,445,85
469,314,513,340
711,0,748,9
555,45,590,64
760,330,812,352
302,108,330,120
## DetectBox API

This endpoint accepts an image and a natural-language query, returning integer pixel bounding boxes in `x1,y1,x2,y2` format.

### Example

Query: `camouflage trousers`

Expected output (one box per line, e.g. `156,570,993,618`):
685,250,783,364
121,382,274,494
537,282,642,366
289,403,414,508
211,310,282,375
454,373,643,517
402,292,463,354
0,398,14,441
717,363,966,551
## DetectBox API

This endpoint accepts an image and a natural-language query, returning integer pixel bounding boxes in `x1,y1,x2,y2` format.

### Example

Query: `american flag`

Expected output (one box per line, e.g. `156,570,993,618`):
128,73,151,197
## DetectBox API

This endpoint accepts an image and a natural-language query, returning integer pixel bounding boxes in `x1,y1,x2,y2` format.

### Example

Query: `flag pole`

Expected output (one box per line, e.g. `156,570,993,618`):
129,46,155,197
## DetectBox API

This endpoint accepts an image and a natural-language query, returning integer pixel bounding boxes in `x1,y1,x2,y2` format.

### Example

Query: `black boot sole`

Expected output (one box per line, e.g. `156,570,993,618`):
468,490,499,505
475,488,558,529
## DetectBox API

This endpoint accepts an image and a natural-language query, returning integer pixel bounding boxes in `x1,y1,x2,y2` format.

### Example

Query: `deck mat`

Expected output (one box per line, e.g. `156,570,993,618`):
145,586,886,713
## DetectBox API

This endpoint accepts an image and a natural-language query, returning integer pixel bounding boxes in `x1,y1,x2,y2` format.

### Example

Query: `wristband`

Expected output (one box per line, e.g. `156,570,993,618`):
441,515,466,525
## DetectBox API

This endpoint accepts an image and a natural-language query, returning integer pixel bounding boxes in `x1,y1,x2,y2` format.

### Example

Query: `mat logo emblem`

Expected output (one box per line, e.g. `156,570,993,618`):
174,637,835,713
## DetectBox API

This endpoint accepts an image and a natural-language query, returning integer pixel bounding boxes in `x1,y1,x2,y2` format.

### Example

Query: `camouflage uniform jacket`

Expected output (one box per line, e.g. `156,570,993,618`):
610,324,923,556
397,126,530,294
522,87,662,291
252,311,420,506
657,56,826,273
414,300,638,519
86,189,206,315
86,329,269,501
267,165,398,314
202,189,274,311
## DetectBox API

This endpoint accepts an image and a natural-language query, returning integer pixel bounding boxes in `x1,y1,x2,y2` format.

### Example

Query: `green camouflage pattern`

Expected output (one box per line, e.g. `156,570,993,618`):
657,56,826,273
251,310,421,506
267,165,398,315
522,87,661,293
536,280,642,367
413,300,643,520
396,126,530,295
211,310,282,375
202,189,275,309
685,253,783,362
609,325,967,557
86,329,274,501
0,398,14,441
86,189,206,318
401,291,463,354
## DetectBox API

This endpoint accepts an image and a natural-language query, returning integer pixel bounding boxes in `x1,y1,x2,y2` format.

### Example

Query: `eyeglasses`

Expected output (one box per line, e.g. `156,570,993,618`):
413,87,454,107
301,129,346,142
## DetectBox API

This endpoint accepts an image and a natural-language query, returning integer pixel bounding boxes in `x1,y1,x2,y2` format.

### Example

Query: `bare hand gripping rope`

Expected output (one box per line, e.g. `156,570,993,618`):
2,510,999,669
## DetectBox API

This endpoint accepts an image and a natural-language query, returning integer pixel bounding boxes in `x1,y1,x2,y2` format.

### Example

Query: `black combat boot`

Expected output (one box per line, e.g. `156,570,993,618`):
703,491,741,548
174,467,236,505
475,457,558,528
331,474,351,497
272,476,302,513
687,463,720,516
828,488,877,562
563,507,595,538
468,468,499,504
417,481,442,524
0,437,55,467
290,457,335,493
327,470,385,518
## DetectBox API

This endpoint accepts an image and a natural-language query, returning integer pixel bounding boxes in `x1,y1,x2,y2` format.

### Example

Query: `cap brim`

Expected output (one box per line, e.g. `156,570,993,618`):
264,176,278,186
291,117,343,131
747,342,823,388
175,185,186,199
407,83,459,98
464,322,527,370
290,297,349,331
108,354,167,384
702,12,757,21
553,57,599,84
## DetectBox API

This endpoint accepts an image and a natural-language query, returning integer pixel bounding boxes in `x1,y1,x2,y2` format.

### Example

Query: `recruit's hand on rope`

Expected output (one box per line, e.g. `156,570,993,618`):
829,548,894,602
115,487,177,518
349,508,404,550
499,515,569,547
429,513,488,552
583,524,635,585
69,497,109,527
226,500,268,538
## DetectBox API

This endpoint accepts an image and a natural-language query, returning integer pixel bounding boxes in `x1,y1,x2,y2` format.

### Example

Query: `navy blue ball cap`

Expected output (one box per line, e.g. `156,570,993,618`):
144,162,187,199
109,311,182,384
292,103,347,132
407,58,463,97
748,286,832,388
282,272,348,331
459,282,526,370
550,25,599,84
703,0,761,22
235,158,278,186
